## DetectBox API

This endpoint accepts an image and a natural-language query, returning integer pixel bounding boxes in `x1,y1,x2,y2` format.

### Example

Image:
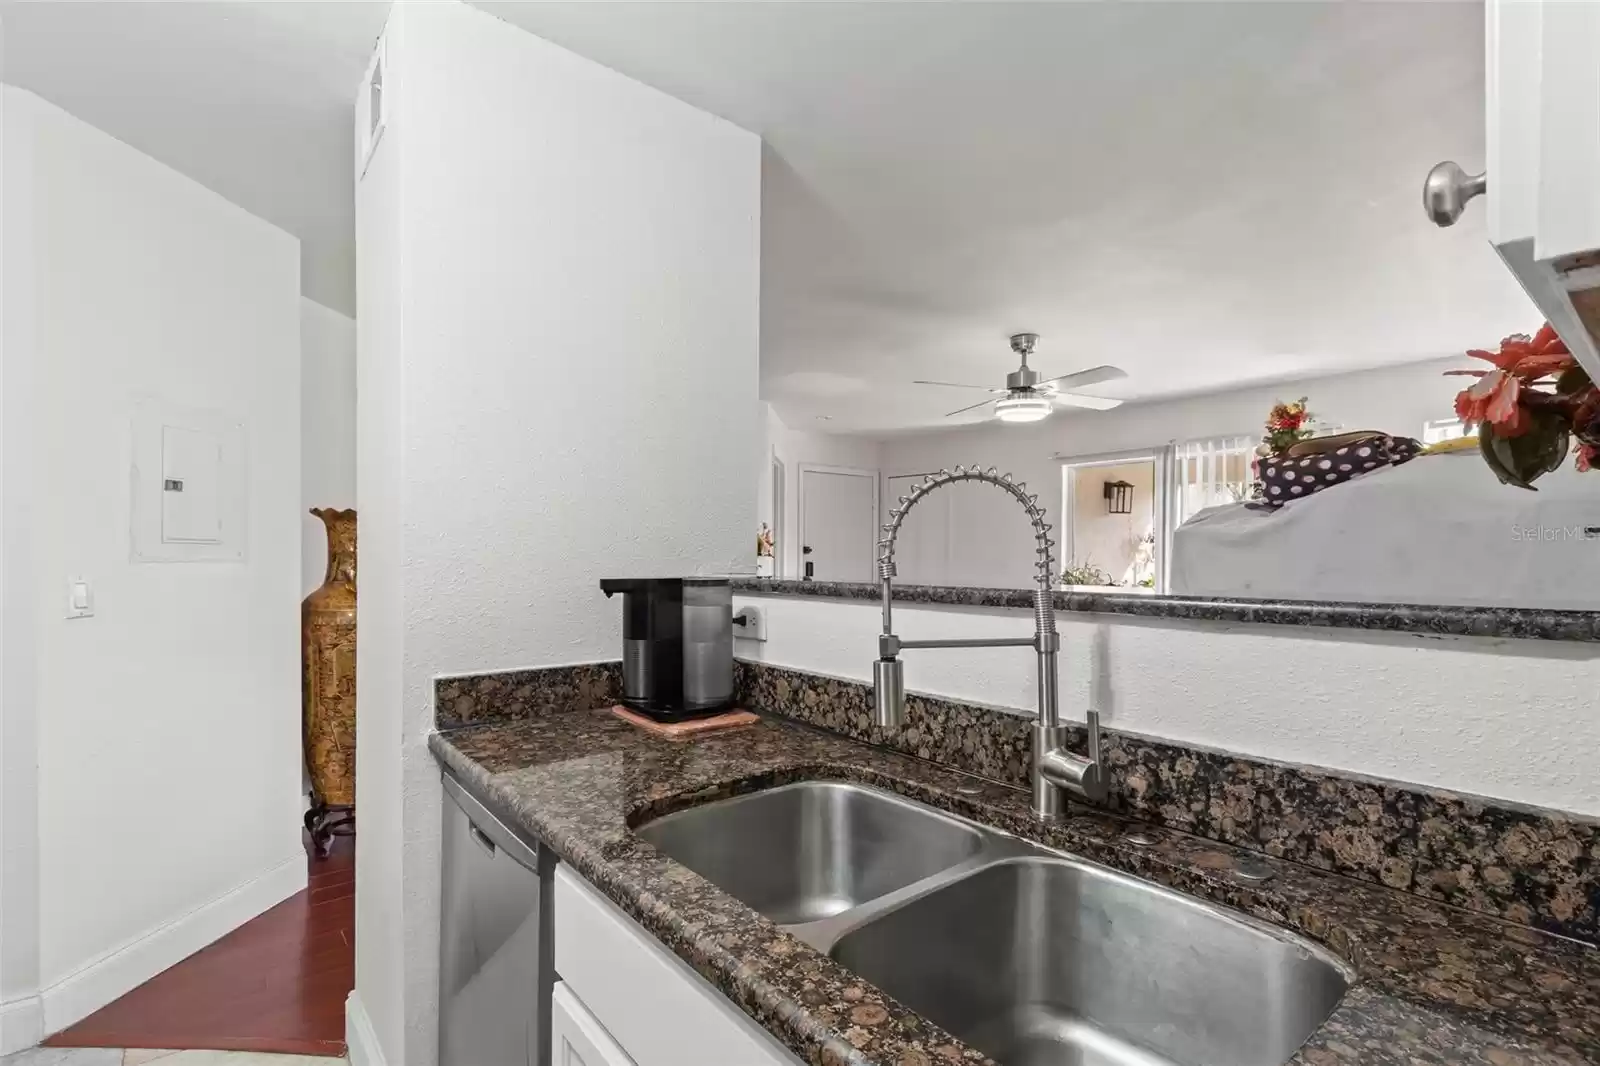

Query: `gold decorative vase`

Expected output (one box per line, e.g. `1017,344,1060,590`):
303,507,356,857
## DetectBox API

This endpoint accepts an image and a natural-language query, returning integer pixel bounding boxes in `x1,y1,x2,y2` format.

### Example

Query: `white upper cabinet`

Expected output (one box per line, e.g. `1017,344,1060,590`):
1447,0,1600,382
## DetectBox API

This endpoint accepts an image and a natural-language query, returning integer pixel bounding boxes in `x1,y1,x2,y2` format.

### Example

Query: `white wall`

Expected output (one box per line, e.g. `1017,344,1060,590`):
759,404,883,578
352,40,405,1066
878,357,1464,588
301,298,356,595
2,87,304,1038
0,53,43,1054
735,594,1600,817
353,5,760,1064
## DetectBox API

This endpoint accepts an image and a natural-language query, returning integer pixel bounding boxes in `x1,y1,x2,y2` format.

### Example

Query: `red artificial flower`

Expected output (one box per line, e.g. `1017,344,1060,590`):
1578,443,1598,473
1454,369,1528,434
1447,323,1576,438
1459,323,1575,381
1266,399,1310,433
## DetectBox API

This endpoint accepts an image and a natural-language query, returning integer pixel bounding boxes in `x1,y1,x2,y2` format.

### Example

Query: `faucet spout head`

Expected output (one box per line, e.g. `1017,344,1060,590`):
873,657,906,729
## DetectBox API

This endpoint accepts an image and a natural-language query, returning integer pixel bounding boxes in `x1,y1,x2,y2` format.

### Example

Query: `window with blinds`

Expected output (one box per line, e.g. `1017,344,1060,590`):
1422,417,1474,444
1174,435,1253,526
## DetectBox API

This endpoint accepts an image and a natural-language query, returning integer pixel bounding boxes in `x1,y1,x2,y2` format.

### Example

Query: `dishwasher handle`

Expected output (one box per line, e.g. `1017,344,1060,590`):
467,823,497,856
441,772,542,872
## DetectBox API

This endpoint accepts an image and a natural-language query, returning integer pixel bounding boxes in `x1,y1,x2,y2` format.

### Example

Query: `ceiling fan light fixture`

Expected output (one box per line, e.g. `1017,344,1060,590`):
994,391,1052,423
913,332,1128,425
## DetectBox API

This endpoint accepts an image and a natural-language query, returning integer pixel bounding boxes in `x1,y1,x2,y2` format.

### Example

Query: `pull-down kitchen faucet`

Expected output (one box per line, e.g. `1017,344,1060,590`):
872,466,1106,819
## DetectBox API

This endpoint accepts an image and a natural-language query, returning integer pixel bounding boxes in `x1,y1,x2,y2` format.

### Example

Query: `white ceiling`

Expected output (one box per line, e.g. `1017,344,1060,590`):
0,0,387,316
2,1,1536,432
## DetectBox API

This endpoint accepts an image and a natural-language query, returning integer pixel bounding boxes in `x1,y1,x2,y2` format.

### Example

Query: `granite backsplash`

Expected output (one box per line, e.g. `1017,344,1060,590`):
735,660,1599,944
435,661,622,729
433,657,1598,944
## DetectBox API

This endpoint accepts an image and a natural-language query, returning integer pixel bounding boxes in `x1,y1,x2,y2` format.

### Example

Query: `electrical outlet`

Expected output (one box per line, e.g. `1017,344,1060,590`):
732,605,766,642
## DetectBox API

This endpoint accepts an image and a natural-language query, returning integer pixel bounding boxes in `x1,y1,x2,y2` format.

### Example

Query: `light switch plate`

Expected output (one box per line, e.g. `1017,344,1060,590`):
66,576,93,619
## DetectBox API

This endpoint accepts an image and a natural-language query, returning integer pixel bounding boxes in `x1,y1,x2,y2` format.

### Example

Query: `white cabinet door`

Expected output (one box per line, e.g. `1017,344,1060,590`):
1482,0,1600,384
1485,0,1541,249
1534,1,1600,262
552,982,636,1066
553,866,803,1066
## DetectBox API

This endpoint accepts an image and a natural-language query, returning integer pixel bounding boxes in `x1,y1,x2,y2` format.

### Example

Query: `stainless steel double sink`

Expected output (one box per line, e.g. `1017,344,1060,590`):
637,780,1352,1066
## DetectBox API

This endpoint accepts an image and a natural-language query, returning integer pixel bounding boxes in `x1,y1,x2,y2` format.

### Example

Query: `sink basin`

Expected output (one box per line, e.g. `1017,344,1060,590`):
830,856,1351,1066
635,781,984,924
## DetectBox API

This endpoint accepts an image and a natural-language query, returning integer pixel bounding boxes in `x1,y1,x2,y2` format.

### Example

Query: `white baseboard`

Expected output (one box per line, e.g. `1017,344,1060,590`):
346,989,388,1066
0,994,43,1056
39,853,307,1035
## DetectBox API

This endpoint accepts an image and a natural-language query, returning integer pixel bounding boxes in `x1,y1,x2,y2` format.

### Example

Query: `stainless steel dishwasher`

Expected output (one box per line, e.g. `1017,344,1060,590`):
439,771,554,1066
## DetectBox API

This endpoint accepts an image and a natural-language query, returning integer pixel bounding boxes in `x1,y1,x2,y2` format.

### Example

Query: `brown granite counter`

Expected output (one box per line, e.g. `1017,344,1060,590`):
430,709,1600,1066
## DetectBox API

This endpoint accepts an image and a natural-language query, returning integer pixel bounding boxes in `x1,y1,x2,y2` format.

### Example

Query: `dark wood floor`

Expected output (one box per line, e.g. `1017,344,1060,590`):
47,832,354,1057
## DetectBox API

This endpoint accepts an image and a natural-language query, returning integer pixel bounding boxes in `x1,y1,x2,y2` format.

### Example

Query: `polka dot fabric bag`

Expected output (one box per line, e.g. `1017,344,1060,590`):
1257,431,1422,507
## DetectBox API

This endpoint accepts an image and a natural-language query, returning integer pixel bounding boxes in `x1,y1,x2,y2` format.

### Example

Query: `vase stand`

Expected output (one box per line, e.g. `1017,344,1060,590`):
305,798,355,859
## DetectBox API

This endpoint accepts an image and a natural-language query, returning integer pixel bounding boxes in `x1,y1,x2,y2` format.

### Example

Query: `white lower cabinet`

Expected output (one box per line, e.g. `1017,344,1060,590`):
552,865,803,1066
552,981,637,1066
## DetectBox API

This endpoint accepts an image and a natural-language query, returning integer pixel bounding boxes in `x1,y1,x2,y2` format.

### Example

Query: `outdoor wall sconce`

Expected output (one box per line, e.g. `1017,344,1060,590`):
1104,480,1134,514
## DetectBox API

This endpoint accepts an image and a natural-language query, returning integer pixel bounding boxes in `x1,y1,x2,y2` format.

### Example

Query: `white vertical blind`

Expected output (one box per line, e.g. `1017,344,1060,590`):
1422,417,1474,444
1173,435,1254,527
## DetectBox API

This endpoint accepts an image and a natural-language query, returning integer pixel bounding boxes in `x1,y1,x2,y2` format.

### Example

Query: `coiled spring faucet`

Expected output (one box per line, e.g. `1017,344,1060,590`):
874,466,1106,818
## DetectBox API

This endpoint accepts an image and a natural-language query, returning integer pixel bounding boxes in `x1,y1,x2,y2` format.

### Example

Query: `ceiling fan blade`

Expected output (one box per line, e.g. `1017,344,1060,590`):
944,398,996,418
1050,393,1123,411
913,379,1002,391
1036,365,1128,391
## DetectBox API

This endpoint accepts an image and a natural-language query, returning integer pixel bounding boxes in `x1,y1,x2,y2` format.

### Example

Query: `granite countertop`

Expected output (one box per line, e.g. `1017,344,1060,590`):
430,709,1600,1066
730,578,1600,643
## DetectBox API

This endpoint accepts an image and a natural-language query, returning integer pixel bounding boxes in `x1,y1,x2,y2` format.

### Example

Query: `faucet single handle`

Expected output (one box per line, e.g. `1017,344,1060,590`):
1033,708,1108,811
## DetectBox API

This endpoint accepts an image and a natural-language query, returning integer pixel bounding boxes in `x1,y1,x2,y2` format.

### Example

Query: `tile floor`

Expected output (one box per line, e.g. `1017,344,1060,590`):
1,1050,347,1066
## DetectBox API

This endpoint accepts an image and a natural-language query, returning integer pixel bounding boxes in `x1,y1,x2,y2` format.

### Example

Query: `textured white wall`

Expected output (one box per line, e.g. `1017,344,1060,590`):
300,297,355,596
736,594,1600,817
354,5,760,1064
877,357,1466,588
353,44,406,1066
5,87,304,1033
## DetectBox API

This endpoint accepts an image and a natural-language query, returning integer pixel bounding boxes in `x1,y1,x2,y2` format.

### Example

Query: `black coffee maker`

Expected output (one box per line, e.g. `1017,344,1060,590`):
599,578,733,722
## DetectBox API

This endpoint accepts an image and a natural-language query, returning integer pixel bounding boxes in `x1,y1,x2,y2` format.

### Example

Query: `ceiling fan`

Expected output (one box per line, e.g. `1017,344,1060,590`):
915,334,1127,423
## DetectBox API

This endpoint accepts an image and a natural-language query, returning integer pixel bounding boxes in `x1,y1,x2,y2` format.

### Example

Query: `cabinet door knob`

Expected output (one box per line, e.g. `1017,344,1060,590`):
1423,160,1487,227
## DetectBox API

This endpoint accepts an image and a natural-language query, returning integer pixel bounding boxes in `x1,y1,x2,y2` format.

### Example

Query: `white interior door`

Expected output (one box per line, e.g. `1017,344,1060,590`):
770,456,786,577
886,475,1042,588
800,467,877,582
944,480,1036,588
885,473,948,585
